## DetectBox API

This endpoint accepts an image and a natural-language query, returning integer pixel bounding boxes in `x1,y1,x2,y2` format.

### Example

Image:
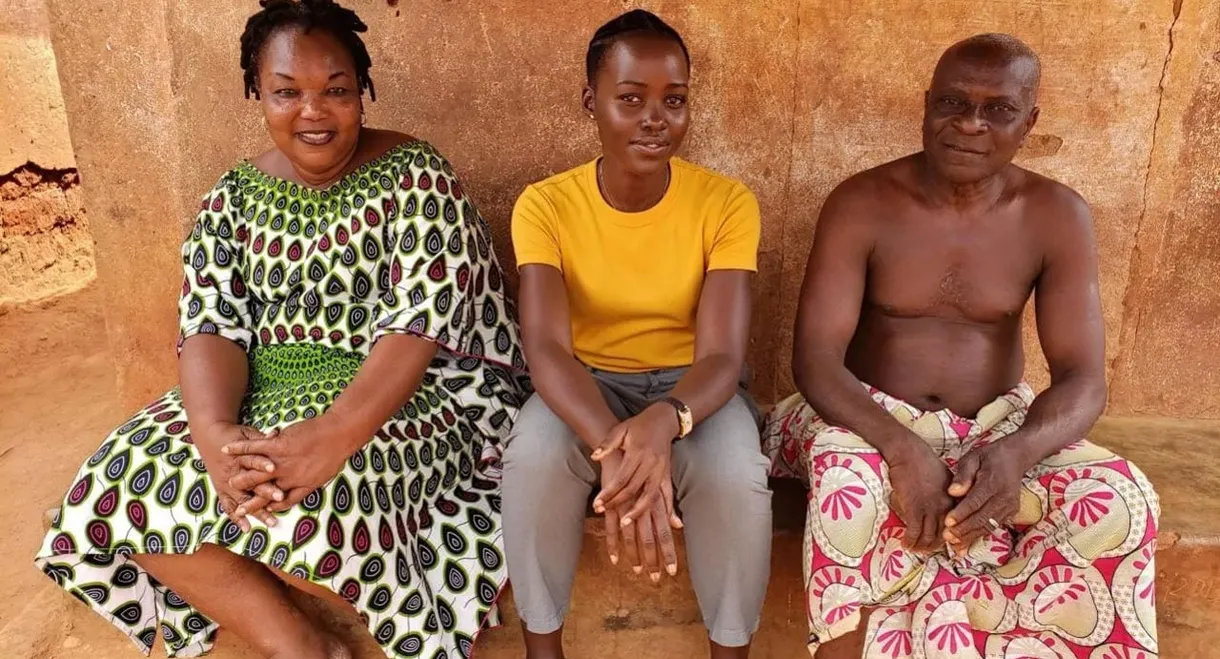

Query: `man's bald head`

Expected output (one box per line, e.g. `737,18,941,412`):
934,33,1041,103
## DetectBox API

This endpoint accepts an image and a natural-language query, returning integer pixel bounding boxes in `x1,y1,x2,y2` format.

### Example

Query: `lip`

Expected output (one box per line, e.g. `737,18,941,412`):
942,143,986,156
629,139,670,155
296,130,337,146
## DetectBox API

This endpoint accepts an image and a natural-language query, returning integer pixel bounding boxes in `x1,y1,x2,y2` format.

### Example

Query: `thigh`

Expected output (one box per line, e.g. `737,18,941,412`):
672,395,769,489
503,393,598,483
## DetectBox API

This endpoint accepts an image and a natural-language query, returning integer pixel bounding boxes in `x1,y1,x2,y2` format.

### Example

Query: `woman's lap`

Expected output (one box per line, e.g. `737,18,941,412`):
37,357,509,659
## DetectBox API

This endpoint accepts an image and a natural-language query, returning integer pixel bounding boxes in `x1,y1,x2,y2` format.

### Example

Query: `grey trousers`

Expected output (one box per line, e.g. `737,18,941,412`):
501,367,773,647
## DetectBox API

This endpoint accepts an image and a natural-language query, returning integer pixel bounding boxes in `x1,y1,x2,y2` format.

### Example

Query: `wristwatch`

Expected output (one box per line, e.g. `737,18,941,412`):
661,397,693,439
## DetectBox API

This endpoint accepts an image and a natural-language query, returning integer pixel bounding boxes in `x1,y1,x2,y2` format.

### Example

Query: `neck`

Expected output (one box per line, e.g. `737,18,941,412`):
919,153,1007,210
599,156,670,212
293,129,364,190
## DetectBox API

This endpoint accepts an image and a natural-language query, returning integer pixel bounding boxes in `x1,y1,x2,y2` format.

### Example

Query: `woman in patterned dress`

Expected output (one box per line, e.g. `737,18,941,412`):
34,2,526,658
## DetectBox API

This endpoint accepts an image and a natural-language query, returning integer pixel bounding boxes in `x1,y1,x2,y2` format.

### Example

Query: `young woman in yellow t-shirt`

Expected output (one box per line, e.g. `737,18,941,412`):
501,10,771,659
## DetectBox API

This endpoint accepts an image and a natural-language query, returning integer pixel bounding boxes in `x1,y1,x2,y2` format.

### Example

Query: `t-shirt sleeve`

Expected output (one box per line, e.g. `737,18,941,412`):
177,173,255,353
511,184,562,271
707,182,761,272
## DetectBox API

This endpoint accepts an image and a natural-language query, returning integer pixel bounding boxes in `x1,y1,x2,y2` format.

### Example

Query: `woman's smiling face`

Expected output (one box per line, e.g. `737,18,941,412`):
585,34,691,176
256,26,363,180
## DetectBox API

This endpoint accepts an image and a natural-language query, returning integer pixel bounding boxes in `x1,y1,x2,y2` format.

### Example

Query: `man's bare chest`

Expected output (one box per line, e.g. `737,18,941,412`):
865,214,1042,323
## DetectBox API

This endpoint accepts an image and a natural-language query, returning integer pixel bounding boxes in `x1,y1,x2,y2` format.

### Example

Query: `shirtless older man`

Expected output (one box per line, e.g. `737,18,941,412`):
763,34,1160,659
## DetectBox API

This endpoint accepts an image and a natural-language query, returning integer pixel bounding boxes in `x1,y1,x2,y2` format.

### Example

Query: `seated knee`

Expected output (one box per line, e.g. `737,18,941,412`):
679,438,770,504
502,396,586,478
1118,458,1161,523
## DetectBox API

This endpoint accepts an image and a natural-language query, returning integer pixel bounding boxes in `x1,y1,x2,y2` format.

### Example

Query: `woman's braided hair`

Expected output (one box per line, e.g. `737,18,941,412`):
239,0,376,101
585,9,690,84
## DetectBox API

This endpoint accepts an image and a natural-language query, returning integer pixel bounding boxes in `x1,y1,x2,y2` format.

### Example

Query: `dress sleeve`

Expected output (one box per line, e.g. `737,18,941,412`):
177,173,254,352
706,182,761,272
510,184,562,271
373,152,524,370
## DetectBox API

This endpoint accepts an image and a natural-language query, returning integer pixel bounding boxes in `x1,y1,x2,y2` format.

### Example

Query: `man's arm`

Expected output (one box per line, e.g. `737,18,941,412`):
792,180,924,462
943,188,1107,548
793,177,954,552
1013,188,1108,468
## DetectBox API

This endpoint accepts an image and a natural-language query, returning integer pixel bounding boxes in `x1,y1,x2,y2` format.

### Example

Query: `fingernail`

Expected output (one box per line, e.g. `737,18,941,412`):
221,446,229,455
633,566,642,574
650,572,660,583
610,554,618,565
234,507,246,517
621,516,632,527
674,517,684,528
265,464,274,472
945,518,956,526
666,564,677,576
273,492,284,501
266,518,277,527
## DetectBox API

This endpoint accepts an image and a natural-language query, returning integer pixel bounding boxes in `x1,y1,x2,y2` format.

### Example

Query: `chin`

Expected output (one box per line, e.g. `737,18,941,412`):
929,158,1000,185
624,153,672,176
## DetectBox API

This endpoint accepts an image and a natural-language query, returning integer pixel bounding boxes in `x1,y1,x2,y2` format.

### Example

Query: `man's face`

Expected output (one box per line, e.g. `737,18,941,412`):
922,55,1039,184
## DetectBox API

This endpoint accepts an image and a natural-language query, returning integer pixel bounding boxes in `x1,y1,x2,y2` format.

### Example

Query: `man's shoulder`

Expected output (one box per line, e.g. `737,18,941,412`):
1012,166,1092,223
822,155,918,216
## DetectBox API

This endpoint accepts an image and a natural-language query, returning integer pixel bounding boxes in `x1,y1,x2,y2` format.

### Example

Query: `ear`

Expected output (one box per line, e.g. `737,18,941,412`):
1025,105,1041,137
581,86,596,117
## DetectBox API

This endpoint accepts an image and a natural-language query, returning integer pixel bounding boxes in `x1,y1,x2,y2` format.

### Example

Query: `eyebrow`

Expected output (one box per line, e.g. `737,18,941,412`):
936,86,1022,103
616,80,690,88
271,71,352,81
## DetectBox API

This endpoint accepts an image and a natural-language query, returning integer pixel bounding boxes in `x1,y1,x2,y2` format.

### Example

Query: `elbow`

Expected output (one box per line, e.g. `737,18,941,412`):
521,338,571,390
1054,366,1108,417
792,350,829,407
1086,376,1108,416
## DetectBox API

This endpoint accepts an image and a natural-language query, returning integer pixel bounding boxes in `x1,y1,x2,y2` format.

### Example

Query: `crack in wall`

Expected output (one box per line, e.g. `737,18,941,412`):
1110,0,1183,391
773,0,805,400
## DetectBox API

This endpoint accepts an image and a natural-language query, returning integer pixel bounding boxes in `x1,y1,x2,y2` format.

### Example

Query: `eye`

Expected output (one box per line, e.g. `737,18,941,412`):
273,88,299,98
327,87,350,96
936,97,965,110
618,94,643,104
665,95,687,107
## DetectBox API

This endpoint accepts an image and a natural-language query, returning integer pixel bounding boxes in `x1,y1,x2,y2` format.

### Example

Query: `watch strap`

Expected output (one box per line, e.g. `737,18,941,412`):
660,396,693,439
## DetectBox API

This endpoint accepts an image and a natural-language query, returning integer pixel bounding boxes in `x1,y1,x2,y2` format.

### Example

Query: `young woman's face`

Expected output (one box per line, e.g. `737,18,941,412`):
586,35,690,175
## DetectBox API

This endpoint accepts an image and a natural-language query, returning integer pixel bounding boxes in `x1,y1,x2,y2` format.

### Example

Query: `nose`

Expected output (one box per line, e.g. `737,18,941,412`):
952,105,987,135
641,100,667,131
299,93,326,121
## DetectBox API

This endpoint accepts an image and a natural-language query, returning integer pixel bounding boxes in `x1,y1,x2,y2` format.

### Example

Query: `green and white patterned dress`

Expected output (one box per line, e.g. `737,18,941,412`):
35,140,528,659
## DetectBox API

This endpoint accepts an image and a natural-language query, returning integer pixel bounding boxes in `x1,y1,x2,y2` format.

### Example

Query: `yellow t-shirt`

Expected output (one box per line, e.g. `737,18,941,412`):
512,158,760,373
